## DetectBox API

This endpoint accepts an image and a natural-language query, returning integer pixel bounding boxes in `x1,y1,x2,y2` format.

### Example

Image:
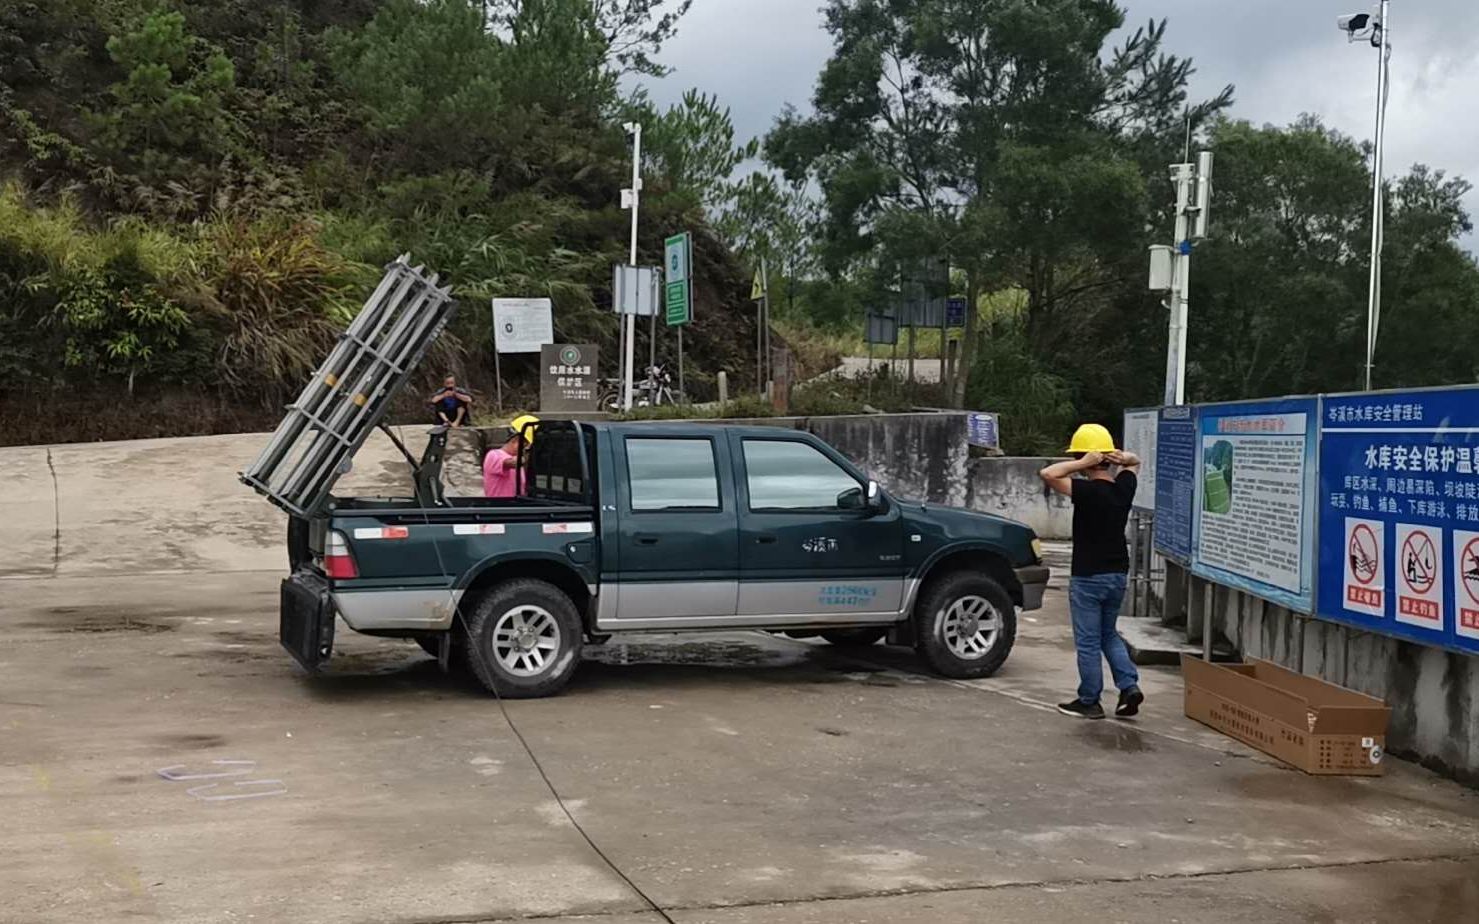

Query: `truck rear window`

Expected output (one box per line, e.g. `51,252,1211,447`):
527,425,595,504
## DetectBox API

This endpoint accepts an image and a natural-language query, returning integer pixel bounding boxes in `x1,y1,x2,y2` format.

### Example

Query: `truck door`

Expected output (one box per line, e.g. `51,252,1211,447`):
731,434,906,620
610,432,739,623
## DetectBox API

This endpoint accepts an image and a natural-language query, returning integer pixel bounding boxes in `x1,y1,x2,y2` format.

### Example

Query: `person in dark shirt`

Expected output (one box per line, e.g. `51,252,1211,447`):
1040,424,1144,720
429,375,473,428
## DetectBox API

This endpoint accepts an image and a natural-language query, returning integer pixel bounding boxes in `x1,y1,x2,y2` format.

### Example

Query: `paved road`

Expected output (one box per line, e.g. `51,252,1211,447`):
3,434,1478,922
826,357,943,384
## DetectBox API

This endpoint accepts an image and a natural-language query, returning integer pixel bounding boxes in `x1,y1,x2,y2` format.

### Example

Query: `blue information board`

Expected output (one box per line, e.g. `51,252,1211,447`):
1192,398,1319,613
1154,406,1197,563
945,297,967,328
1317,387,1479,655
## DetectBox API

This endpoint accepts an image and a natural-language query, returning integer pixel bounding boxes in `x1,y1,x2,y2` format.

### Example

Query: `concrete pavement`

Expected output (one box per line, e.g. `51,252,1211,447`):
2,432,1478,922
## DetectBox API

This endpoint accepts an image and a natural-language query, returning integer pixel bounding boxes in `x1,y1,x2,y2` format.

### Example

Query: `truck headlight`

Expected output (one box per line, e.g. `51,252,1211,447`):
1030,538,1043,562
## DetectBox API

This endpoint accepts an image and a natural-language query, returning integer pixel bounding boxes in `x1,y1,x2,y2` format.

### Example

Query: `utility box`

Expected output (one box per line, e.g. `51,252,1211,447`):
1181,655,1391,776
1148,245,1174,292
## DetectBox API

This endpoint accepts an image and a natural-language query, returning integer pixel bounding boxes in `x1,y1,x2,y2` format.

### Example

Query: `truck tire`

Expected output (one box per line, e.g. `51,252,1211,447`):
462,579,583,698
914,571,1016,679
819,627,888,648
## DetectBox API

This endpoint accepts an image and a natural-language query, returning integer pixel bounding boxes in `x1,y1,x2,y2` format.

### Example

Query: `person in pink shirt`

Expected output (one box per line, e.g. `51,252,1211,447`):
483,414,538,498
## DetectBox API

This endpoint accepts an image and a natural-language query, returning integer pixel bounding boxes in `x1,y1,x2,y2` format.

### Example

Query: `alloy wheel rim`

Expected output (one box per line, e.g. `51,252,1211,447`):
492,605,561,676
940,595,1000,659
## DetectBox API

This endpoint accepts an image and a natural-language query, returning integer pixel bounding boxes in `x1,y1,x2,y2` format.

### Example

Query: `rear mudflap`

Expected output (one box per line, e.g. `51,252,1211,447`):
280,570,335,671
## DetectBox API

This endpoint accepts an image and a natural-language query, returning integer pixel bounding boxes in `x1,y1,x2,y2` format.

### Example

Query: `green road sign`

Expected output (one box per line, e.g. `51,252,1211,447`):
664,232,691,326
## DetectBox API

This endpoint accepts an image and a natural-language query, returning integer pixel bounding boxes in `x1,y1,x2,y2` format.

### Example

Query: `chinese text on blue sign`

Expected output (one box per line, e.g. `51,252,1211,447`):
1192,399,1318,613
1317,388,1479,655
1154,406,1197,563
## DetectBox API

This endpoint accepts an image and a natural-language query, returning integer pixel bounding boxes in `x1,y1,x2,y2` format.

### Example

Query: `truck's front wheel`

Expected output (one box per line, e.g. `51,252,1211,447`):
914,572,1016,679
462,579,583,698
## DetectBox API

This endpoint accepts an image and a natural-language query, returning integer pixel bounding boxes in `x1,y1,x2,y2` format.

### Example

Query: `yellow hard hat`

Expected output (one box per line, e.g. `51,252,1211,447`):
508,413,540,445
1066,423,1115,454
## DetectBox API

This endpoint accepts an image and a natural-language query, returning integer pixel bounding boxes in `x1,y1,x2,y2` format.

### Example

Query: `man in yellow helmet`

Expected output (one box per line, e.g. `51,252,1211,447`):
1039,424,1144,720
483,414,539,498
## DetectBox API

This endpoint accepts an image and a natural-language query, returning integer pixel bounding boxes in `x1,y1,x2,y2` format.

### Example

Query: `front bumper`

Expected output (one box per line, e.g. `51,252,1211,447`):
1015,565,1050,611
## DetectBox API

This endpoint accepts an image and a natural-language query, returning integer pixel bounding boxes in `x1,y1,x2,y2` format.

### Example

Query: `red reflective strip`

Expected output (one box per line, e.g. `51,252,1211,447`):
383,526,409,540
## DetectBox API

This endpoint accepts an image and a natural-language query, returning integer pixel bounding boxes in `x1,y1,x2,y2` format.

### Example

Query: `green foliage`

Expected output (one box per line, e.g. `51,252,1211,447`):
0,183,202,389
769,0,1233,406
490,0,693,77
638,88,758,211
329,0,505,171
194,217,360,404
90,7,243,217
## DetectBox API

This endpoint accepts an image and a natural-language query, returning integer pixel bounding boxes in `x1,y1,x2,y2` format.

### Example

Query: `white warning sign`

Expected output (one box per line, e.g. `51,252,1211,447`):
1454,530,1479,641
1395,523,1442,629
1343,517,1384,617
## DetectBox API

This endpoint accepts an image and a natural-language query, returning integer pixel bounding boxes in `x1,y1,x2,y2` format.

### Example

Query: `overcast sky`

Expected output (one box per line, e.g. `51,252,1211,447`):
638,0,1479,240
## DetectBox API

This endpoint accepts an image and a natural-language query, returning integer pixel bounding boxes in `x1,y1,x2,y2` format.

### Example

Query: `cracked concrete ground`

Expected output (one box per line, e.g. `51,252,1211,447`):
3,433,1478,923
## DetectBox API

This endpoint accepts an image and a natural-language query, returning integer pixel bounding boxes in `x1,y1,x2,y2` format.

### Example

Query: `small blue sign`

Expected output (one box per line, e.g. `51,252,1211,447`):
967,412,999,449
1317,387,1479,655
945,297,967,328
1154,406,1197,563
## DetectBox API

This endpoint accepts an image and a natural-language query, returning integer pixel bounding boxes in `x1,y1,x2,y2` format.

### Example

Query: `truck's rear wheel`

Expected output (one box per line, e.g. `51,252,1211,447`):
914,572,1016,679
462,579,582,698
819,627,888,648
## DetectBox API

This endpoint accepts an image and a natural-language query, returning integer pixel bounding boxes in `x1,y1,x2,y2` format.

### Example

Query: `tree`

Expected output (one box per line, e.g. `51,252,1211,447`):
490,0,692,76
330,0,505,172
1188,116,1479,401
638,89,758,212
89,7,242,217
768,0,1230,407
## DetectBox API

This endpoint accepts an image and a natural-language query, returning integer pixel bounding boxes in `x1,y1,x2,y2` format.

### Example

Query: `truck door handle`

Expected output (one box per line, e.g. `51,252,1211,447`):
634,534,660,546
755,534,778,545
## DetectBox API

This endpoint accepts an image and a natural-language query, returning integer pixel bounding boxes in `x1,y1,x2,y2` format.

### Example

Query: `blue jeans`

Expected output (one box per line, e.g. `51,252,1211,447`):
1068,573,1139,705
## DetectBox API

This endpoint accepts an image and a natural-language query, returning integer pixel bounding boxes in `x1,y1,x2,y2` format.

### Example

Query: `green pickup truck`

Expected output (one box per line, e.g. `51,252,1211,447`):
243,258,1049,699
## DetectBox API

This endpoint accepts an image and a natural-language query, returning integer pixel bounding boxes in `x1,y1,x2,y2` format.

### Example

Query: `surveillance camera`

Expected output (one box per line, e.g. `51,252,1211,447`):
1337,12,1371,33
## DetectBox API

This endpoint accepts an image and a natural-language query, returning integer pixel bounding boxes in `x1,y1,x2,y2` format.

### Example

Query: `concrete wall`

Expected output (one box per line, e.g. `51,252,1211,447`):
966,457,1073,539
1167,565,1479,787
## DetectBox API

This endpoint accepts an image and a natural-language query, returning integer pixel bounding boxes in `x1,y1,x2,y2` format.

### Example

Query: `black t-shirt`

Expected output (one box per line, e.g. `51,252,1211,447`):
1070,471,1137,576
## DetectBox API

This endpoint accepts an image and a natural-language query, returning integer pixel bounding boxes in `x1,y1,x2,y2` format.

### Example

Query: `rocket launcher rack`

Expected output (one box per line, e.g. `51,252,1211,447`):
240,255,457,518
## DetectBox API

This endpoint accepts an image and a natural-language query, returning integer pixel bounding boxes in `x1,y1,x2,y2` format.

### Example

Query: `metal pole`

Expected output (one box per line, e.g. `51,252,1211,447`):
762,254,771,391
677,326,685,401
1162,163,1194,406
494,349,503,413
756,263,764,395
648,267,658,375
1365,0,1390,392
623,124,642,411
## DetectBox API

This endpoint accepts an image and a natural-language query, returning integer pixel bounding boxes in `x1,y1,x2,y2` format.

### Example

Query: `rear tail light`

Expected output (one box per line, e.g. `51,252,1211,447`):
323,530,359,579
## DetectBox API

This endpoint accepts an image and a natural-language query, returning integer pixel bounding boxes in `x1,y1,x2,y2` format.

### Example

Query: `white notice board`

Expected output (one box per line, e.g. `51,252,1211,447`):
1122,408,1159,512
492,298,554,353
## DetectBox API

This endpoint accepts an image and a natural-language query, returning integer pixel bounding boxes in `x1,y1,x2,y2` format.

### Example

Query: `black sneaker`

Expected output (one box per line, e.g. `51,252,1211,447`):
1057,699,1105,720
1116,687,1145,718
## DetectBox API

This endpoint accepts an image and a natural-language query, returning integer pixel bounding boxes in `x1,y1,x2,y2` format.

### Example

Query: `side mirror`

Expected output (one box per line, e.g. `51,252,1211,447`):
866,480,884,513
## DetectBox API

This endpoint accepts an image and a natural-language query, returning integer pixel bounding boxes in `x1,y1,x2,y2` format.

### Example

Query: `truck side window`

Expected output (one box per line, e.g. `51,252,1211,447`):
743,440,861,512
625,438,721,512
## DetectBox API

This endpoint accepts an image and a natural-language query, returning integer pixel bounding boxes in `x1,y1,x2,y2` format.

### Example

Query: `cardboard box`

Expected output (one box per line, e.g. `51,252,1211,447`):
1181,655,1391,776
